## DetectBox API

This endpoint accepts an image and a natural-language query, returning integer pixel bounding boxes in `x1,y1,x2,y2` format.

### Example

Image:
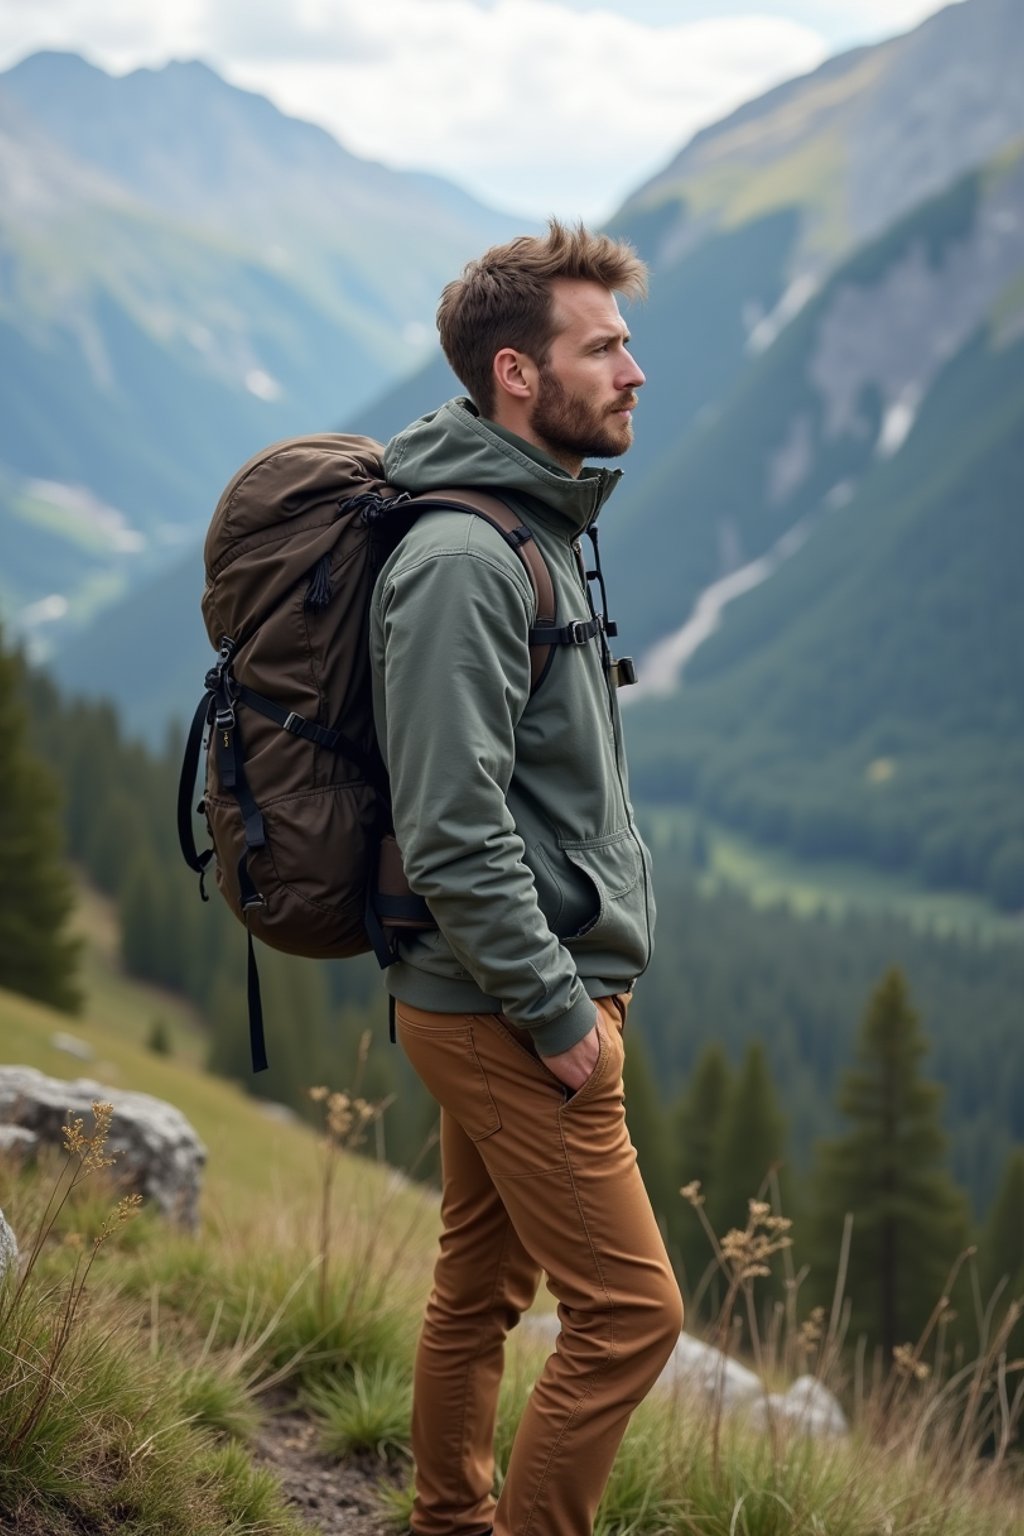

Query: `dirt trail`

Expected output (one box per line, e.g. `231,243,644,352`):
253,1405,407,1536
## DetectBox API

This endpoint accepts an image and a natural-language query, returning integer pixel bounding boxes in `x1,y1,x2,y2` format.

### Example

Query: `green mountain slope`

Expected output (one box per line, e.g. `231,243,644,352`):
628,334,1024,903
0,51,527,655
621,0,1024,289
28,1,1024,915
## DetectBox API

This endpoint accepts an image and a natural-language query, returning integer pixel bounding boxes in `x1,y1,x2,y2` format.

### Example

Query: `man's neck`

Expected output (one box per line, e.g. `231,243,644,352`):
482,414,581,479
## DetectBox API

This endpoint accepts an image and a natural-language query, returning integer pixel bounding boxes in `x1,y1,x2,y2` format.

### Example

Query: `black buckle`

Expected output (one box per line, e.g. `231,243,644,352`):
283,712,304,736
568,618,595,644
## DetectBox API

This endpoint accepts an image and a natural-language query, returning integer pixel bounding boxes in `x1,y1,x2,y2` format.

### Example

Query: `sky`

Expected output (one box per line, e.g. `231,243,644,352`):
0,0,963,221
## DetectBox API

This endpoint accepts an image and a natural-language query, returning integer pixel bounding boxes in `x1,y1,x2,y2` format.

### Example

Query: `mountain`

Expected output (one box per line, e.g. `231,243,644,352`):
34,0,1024,910
620,0,1024,290
0,51,527,651
612,136,1024,908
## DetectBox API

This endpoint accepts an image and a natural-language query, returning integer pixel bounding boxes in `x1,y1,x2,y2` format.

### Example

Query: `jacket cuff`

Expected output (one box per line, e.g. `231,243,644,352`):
531,992,599,1058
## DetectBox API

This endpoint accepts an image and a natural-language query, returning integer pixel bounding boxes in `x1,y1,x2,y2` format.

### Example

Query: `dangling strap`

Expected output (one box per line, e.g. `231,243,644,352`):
246,926,268,1073
585,523,637,689
177,688,216,895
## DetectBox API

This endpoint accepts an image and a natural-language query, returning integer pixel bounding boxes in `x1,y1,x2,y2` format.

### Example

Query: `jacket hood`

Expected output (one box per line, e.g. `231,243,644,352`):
384,397,622,538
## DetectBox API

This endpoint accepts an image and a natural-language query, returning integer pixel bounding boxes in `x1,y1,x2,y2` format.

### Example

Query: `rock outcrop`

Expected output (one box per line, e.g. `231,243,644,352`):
0,1067,206,1228
520,1311,847,1437
0,1206,17,1283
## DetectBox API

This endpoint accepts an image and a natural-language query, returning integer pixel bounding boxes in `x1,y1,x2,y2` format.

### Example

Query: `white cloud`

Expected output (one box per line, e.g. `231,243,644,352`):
218,1,830,220
1,0,918,220
808,0,963,29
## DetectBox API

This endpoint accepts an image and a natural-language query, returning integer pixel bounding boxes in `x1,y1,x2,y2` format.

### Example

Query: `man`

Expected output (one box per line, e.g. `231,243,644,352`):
369,220,682,1536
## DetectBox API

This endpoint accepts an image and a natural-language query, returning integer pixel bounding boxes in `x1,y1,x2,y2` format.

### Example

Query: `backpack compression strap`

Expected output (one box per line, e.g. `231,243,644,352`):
404,488,603,691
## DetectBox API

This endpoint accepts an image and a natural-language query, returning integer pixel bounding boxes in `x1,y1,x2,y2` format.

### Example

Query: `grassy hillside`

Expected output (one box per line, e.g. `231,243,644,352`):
3,979,1023,1536
0,980,435,1251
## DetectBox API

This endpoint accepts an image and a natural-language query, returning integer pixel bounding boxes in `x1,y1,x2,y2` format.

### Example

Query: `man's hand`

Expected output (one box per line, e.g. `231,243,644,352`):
542,1020,600,1093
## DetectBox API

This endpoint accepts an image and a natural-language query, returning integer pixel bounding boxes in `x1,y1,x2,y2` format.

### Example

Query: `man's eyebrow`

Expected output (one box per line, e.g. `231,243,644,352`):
585,327,630,347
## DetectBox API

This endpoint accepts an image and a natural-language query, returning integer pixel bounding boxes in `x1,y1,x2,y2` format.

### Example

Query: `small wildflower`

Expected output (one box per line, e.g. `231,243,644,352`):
799,1306,826,1348
98,1193,143,1244
719,1203,792,1283
893,1343,930,1381
63,1103,117,1172
62,1115,86,1157
680,1180,704,1208
311,1083,384,1153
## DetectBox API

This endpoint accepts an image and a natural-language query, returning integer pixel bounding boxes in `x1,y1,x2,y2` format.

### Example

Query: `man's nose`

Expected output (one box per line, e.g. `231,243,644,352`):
619,350,645,390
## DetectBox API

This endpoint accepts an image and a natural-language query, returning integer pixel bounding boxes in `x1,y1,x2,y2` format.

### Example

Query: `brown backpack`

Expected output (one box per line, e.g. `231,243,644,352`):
177,433,603,1070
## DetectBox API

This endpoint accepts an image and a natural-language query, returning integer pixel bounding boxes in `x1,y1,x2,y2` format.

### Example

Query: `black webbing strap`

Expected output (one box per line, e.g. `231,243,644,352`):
177,689,216,894
364,884,398,971
529,615,603,646
220,706,272,1074
246,926,268,1074
234,684,379,780
373,892,433,921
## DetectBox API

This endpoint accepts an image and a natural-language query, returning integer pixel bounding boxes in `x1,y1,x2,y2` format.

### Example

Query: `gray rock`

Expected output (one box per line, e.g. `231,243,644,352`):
746,1374,848,1437
51,1031,96,1062
520,1314,848,1435
0,1125,39,1162
520,1314,762,1408
0,1067,206,1228
0,1206,17,1282
657,1331,762,1407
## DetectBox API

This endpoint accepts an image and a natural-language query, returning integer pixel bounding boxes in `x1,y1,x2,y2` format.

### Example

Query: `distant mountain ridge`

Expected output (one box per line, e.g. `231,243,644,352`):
0,49,527,650
13,0,1024,911
623,0,1024,288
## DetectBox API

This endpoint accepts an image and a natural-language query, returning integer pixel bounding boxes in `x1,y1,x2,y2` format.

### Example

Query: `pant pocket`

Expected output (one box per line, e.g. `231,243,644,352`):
557,1018,614,1113
396,1004,502,1142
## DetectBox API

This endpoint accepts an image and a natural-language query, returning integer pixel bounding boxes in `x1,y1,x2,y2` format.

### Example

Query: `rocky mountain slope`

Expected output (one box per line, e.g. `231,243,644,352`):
0,51,524,649
18,0,1024,904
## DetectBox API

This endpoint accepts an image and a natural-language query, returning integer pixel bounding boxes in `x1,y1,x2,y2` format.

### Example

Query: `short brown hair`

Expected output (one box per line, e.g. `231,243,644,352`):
436,219,648,416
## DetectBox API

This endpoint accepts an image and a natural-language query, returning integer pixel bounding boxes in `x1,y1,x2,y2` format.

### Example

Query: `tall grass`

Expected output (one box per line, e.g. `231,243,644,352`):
2,1065,1020,1536
0,1101,305,1535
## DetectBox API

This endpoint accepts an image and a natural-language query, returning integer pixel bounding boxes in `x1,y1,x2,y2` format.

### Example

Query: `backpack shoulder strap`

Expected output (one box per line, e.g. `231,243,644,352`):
406,487,589,692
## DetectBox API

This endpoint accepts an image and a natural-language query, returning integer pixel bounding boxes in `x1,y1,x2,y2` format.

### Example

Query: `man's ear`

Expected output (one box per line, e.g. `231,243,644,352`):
492,348,536,404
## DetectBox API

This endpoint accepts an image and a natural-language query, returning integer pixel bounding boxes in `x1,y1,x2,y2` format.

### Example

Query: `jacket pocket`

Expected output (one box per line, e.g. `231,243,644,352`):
558,829,647,956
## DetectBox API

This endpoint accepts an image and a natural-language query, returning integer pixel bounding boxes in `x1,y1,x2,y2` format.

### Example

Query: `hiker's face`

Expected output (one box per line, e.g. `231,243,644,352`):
528,279,644,468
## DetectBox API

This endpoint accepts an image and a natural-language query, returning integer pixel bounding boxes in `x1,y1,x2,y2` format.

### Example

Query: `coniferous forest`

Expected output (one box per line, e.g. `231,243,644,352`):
4,631,1022,1361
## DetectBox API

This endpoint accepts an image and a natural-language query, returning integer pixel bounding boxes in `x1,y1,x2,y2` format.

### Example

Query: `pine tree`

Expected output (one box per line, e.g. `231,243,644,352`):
809,967,968,1360
622,1030,674,1231
670,1043,732,1292
0,635,81,1012
980,1146,1024,1353
119,847,172,985
708,1041,788,1241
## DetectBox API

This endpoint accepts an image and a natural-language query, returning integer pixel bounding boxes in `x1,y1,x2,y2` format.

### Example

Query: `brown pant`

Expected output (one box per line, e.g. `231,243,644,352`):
396,994,683,1536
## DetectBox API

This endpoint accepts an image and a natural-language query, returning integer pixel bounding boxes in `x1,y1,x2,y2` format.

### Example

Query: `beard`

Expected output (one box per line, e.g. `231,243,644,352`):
528,367,635,464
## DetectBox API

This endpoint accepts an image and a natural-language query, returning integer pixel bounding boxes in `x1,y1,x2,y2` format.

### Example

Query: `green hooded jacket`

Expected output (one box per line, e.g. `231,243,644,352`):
369,397,655,1057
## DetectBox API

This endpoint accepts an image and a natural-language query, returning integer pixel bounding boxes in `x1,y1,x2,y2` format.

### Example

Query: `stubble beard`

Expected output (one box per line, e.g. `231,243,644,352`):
529,366,635,465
